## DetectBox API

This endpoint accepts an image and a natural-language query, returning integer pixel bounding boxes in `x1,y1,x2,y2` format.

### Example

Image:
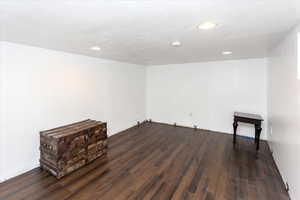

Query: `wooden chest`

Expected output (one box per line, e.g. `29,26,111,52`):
39,119,107,179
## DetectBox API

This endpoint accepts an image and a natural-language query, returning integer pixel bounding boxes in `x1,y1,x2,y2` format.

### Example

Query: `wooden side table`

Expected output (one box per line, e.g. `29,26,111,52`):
233,112,263,150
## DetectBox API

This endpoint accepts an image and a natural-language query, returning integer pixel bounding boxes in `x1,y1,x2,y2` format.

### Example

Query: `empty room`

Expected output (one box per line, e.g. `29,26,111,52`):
0,0,299,199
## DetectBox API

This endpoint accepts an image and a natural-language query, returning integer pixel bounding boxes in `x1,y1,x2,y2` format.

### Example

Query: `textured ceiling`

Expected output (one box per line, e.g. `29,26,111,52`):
0,0,299,65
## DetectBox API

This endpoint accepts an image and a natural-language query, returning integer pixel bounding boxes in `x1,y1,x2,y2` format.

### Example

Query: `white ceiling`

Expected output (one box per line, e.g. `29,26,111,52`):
0,0,299,65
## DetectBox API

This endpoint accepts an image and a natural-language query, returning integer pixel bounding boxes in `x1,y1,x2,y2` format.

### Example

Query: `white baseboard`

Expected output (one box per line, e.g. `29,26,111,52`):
1,162,39,183
0,177,4,183
0,120,146,183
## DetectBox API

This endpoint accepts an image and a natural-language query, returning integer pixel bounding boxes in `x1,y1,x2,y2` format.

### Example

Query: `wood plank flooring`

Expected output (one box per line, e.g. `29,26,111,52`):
0,122,289,200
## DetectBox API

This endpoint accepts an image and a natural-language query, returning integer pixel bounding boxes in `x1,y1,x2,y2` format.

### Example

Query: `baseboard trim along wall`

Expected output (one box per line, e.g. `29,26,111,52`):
148,120,265,140
0,120,148,183
1,162,40,183
266,141,291,199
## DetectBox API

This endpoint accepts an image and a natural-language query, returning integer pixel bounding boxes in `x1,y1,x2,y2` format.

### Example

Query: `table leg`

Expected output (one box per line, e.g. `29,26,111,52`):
233,121,238,144
255,131,258,144
255,125,262,150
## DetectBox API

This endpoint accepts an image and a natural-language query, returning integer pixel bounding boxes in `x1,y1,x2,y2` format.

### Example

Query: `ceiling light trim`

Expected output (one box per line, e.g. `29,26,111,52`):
198,22,217,30
222,51,233,55
90,46,101,51
171,41,182,47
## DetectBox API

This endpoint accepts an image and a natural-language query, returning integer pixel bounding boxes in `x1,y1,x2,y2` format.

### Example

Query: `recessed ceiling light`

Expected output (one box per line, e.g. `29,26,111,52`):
90,46,101,51
171,41,181,47
222,51,233,55
198,22,217,30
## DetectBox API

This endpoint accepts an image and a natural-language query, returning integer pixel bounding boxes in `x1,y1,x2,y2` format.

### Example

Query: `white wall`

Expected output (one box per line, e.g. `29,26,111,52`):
0,42,146,181
268,24,300,200
146,59,268,139
0,42,5,182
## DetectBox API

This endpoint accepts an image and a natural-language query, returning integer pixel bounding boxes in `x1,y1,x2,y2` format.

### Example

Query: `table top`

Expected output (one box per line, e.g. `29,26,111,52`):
234,112,263,121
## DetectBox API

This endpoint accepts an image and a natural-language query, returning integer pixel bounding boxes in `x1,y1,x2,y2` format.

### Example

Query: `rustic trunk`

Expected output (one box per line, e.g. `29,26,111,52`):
39,119,107,179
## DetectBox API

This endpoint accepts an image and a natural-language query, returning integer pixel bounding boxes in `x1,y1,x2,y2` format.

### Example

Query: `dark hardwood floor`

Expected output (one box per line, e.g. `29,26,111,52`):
0,122,289,200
